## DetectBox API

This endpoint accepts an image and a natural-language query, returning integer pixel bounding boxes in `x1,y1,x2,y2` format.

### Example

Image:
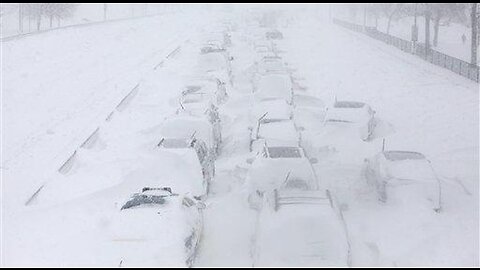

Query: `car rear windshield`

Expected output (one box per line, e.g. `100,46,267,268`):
334,101,365,108
268,147,302,158
284,178,310,190
161,138,190,148
383,151,426,161
121,194,167,210
183,85,202,95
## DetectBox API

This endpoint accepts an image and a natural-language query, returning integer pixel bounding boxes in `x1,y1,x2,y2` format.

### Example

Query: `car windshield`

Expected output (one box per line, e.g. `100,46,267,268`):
256,46,269,53
384,151,426,161
334,101,365,108
160,138,191,148
284,177,310,190
121,194,166,210
268,147,302,158
260,118,288,124
183,85,202,95
183,93,208,104
325,119,353,123
121,188,177,210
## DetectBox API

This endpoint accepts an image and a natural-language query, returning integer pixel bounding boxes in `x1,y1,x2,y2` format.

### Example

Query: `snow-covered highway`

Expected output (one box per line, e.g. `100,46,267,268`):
1,5,478,267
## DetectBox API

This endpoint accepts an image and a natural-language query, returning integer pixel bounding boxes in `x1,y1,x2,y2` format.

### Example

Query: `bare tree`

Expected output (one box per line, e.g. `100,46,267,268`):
472,3,478,65
42,4,77,29
367,4,383,29
378,4,405,34
428,4,468,47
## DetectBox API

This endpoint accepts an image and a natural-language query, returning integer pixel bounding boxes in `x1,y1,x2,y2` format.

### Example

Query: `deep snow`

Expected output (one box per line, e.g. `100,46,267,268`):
1,6,479,267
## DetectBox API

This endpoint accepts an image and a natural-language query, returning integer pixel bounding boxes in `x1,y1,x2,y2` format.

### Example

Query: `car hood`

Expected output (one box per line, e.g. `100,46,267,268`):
247,158,317,192
386,160,437,183
107,200,201,267
255,204,348,267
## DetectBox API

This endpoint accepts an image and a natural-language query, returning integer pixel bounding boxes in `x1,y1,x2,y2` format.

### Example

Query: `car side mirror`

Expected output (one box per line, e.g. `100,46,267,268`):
309,157,318,164
182,196,196,208
196,201,207,210
248,191,263,210
340,203,349,212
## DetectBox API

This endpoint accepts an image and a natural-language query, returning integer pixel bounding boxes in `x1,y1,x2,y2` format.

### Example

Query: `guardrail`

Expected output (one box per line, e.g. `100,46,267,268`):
333,18,480,83
1,13,164,42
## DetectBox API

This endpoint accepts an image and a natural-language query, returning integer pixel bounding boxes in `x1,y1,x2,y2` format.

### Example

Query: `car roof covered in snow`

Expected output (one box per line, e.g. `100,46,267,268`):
255,195,348,267
197,52,228,73
256,74,293,102
325,101,373,124
293,94,325,109
253,99,292,121
247,158,318,192
161,116,213,148
258,120,299,143
379,151,437,183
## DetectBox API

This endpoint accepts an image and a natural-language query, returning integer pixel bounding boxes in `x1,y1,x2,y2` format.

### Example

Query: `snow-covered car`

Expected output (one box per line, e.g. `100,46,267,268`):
251,98,292,124
245,146,318,198
223,32,232,47
256,56,289,75
113,187,205,267
177,100,220,126
254,44,276,59
197,51,231,75
254,45,271,55
254,73,293,104
177,83,223,124
161,115,222,157
265,29,284,40
157,137,214,195
363,150,442,212
182,78,228,105
196,51,233,87
249,119,300,152
292,94,326,131
200,43,225,54
323,100,376,141
252,189,349,267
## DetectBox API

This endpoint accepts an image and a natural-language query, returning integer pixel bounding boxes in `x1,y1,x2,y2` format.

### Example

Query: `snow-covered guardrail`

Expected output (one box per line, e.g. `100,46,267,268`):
333,18,480,83
1,13,164,42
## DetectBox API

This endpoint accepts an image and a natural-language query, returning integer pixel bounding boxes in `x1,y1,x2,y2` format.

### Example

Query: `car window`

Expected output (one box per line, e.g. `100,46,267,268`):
195,142,208,163
284,178,310,190
267,147,302,158
334,101,365,108
160,138,191,148
121,194,167,210
383,151,426,161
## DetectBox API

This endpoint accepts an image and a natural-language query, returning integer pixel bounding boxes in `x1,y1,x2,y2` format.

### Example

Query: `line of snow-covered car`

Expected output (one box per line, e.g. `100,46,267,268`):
115,30,234,267
243,29,350,267
243,26,443,266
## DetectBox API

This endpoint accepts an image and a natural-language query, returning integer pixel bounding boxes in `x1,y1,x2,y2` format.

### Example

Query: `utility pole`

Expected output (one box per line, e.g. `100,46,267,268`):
329,4,332,22
363,5,367,31
425,8,431,59
103,4,107,21
18,4,23,34
471,3,478,66
411,3,418,54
